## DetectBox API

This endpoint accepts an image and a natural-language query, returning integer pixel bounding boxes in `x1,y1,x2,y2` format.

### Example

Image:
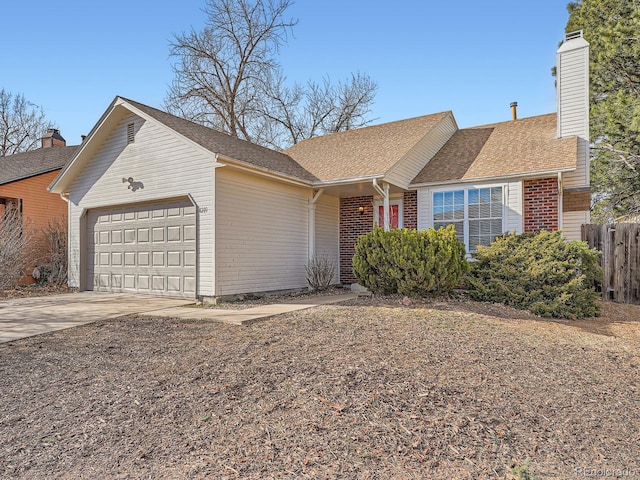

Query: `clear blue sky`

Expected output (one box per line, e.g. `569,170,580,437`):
2,0,571,147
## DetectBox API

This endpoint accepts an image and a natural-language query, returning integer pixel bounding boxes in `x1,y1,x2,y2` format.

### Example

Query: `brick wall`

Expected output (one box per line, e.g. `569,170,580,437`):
403,191,417,229
523,177,559,233
339,193,418,284
339,196,373,284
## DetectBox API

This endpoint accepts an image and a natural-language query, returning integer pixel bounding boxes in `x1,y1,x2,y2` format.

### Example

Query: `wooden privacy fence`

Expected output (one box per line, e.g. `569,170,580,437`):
582,223,640,304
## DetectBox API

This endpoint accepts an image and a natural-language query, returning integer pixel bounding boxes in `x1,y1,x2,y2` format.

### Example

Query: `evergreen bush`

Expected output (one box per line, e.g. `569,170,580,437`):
352,226,468,297
466,230,602,319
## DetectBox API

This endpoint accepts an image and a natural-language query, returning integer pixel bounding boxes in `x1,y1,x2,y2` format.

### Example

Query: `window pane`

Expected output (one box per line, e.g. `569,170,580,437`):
491,219,503,236
491,187,502,202
469,220,480,236
434,192,443,208
479,203,490,218
491,203,502,217
454,190,465,205
469,189,478,204
468,204,479,219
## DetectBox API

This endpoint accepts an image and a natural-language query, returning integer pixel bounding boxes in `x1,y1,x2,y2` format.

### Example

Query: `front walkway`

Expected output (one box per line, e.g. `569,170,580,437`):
147,293,359,325
0,292,360,343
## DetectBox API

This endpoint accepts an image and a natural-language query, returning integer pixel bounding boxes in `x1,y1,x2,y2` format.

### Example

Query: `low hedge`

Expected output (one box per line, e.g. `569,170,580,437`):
465,230,602,319
352,226,468,297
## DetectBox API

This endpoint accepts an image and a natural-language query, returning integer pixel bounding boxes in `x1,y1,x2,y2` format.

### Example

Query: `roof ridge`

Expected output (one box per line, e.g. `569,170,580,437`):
285,111,451,150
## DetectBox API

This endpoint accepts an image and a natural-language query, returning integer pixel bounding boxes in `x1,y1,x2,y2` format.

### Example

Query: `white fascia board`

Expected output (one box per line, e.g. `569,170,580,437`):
215,155,314,188
408,167,577,189
311,174,385,187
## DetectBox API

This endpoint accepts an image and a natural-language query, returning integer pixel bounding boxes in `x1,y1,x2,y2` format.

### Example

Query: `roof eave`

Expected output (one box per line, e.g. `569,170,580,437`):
409,167,577,189
2,167,64,187
216,154,315,187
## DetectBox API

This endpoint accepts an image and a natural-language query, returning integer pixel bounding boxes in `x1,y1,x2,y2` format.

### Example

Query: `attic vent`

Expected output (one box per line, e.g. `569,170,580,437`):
565,30,583,41
127,123,135,144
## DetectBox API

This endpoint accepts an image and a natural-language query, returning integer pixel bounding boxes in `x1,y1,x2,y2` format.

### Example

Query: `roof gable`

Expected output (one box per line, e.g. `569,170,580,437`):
121,98,318,183
285,112,452,182
411,113,578,185
1,146,79,186
50,97,318,194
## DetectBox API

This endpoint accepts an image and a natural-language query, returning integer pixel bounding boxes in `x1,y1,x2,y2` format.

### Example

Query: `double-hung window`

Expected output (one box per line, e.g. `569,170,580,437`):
433,186,504,253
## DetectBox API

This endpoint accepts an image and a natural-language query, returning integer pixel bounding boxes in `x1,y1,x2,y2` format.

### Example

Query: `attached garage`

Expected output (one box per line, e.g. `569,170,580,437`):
86,198,197,298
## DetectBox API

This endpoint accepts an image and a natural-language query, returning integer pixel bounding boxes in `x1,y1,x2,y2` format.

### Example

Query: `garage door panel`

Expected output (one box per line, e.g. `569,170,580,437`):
87,199,196,298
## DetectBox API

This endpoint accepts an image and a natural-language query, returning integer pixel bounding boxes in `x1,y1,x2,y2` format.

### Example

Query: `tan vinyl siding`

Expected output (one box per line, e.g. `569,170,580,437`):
385,114,457,188
562,211,588,241
215,168,309,295
315,194,340,284
505,181,523,234
557,41,589,190
67,112,217,296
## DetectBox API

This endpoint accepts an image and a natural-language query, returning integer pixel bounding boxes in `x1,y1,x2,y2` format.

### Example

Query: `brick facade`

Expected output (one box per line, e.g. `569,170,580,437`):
339,192,418,284
523,177,559,233
403,191,417,230
339,196,373,284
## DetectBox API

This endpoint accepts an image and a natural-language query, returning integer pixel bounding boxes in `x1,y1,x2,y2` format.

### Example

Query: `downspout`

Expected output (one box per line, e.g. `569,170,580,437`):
59,193,71,288
308,188,324,260
372,179,391,231
557,172,563,231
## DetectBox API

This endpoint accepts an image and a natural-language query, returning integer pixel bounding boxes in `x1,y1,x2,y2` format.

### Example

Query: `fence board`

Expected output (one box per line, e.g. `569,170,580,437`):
582,223,640,304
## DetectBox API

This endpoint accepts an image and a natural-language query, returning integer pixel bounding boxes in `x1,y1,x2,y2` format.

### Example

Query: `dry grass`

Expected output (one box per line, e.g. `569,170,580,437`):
0,296,638,479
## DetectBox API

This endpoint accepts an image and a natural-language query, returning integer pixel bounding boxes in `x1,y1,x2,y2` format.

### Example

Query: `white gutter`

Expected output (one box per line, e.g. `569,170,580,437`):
314,174,385,187
409,167,577,189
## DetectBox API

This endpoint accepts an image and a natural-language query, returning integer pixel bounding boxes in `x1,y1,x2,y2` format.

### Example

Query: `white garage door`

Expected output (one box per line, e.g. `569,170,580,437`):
87,199,197,298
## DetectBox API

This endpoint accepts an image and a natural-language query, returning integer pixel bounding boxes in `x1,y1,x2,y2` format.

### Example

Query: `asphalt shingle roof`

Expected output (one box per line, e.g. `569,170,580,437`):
284,112,451,182
122,98,319,183
0,146,79,186
411,113,578,185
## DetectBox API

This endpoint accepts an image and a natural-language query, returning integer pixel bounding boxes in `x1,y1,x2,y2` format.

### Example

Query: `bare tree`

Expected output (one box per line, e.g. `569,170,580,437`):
166,0,296,142
166,0,378,149
0,89,53,157
258,72,378,148
0,203,34,290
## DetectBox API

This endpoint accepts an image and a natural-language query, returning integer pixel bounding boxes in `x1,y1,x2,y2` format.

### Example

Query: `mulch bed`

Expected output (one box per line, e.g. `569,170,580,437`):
0,284,74,299
1,293,639,479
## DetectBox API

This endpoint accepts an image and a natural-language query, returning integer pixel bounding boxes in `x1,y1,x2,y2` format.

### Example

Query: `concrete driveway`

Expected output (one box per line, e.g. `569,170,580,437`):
0,292,194,343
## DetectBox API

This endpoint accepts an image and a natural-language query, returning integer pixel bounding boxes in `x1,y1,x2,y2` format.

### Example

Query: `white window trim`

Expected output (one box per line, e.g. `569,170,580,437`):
373,197,403,229
430,183,507,253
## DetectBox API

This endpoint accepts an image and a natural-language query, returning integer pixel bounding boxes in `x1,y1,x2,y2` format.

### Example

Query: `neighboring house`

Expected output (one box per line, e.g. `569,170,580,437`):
0,130,79,284
49,32,590,299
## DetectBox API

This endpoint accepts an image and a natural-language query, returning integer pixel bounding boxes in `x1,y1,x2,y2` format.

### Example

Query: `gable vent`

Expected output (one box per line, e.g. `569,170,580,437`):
127,123,135,144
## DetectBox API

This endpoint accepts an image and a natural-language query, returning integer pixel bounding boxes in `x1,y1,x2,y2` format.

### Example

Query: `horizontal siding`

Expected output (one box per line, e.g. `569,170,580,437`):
562,211,589,241
67,112,217,295
315,194,340,284
386,115,457,188
558,43,590,192
505,180,523,234
0,170,68,280
216,168,309,295
417,188,431,230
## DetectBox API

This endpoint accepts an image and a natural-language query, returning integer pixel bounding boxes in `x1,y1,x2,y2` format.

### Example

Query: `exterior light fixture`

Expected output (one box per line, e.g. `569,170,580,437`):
358,206,365,215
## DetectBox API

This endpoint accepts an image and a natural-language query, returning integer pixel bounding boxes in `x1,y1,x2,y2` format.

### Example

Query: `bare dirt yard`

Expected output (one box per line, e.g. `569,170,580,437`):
1,293,638,479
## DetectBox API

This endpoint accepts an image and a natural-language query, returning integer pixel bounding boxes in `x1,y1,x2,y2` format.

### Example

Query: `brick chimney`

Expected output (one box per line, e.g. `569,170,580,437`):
41,128,66,148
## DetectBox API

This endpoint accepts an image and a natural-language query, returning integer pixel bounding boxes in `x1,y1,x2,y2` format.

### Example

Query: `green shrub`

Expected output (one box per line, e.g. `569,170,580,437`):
466,230,602,319
352,226,468,297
